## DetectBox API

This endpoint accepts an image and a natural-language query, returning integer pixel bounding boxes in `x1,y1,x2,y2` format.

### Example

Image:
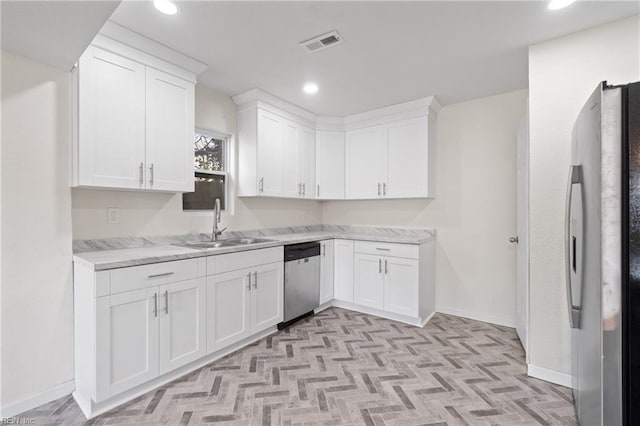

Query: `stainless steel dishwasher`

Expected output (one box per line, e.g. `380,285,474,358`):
278,242,320,329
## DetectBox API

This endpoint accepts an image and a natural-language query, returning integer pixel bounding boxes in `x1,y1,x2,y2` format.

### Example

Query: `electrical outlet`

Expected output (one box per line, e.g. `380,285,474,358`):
107,208,120,224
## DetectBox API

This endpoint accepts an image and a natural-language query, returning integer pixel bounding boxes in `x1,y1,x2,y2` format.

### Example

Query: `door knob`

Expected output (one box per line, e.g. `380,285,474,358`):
509,236,519,244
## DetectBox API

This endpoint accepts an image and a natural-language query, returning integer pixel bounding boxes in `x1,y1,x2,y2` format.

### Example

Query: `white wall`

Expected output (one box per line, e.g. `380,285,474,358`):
323,89,528,327
528,15,639,378
1,51,75,415
71,84,322,240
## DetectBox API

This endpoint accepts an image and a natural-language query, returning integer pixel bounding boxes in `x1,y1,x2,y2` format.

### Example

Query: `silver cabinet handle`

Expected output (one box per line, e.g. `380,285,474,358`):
253,271,258,289
303,183,306,197
383,182,387,196
139,162,144,186
375,248,390,251
509,236,519,243
164,290,169,314
298,182,302,196
259,177,264,193
565,164,582,329
317,184,320,197
153,293,158,317
247,272,252,290
148,272,174,279
378,258,382,273
149,163,154,186
377,182,381,196
385,259,388,274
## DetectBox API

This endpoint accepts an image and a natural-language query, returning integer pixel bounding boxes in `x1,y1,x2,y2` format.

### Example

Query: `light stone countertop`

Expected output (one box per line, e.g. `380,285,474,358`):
73,226,436,271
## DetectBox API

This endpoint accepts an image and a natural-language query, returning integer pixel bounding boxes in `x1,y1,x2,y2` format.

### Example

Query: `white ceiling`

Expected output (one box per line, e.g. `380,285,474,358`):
109,1,638,115
1,1,121,70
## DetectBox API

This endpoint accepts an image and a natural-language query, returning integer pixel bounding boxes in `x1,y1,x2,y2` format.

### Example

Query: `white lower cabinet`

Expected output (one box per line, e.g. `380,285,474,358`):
158,278,206,374
206,269,252,352
333,239,355,302
206,249,284,354
95,277,206,400
353,253,384,310
96,287,159,401
383,257,419,317
319,240,335,304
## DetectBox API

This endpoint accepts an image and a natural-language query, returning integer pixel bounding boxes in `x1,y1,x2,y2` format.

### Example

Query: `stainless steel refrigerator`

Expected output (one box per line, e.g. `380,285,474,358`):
567,81,639,425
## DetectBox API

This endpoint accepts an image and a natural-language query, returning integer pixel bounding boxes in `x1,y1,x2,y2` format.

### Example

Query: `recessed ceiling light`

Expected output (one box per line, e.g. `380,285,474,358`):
548,0,576,10
154,0,178,15
303,82,319,94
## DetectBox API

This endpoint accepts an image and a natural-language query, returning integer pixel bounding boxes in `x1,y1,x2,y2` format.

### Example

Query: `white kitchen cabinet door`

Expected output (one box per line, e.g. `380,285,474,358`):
145,67,195,192
299,126,316,199
385,117,428,198
206,270,251,353
250,262,284,334
316,131,345,199
96,287,158,401
319,240,335,304
382,257,419,317
257,110,284,196
158,278,206,374
78,46,146,189
333,239,355,302
282,120,300,198
345,126,386,199
353,254,384,310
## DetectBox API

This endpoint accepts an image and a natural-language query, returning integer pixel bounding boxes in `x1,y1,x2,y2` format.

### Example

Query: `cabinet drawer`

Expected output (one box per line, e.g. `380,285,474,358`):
209,247,283,275
354,241,418,259
110,259,203,295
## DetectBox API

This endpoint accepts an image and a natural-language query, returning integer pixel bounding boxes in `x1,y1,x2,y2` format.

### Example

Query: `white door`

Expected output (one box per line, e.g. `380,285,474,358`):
257,110,284,196
333,239,355,302
385,117,428,198
299,126,316,199
345,126,385,199
515,113,529,353
158,278,206,374
383,257,419,317
145,67,195,192
78,46,145,189
282,120,300,198
316,131,345,199
250,262,284,334
206,270,251,353
319,240,335,304
353,253,384,310
95,287,158,401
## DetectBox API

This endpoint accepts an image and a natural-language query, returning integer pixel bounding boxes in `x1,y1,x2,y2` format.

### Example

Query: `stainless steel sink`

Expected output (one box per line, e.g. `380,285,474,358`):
222,237,275,245
174,237,275,250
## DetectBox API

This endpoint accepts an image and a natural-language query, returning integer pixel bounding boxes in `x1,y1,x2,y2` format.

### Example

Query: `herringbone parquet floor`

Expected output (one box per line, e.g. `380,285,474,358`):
19,308,576,425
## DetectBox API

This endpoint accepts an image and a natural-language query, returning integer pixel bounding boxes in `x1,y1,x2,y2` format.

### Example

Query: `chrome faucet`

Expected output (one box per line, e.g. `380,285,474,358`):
212,198,227,241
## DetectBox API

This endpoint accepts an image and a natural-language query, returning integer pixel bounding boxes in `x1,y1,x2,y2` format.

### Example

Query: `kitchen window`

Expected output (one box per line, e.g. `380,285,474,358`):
182,130,230,211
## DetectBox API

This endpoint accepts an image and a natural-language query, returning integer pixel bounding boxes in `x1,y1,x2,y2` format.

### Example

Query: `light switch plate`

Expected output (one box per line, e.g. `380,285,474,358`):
107,208,120,224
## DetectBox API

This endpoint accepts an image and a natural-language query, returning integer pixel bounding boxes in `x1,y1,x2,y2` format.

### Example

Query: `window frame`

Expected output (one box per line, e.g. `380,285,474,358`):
183,128,235,215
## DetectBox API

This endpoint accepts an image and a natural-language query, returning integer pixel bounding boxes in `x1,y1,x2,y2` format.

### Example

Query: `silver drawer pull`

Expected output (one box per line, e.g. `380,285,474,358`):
375,248,391,251
148,272,174,279
385,259,388,274
165,290,169,314
253,271,258,289
247,272,252,290
379,258,382,273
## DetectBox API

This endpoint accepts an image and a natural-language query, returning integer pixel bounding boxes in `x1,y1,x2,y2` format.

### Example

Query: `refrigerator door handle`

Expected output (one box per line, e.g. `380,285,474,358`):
565,164,583,329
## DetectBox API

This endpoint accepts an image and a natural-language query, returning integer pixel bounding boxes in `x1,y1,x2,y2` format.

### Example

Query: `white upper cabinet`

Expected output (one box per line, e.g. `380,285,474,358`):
77,46,146,190
71,24,205,192
316,131,345,199
145,68,195,192
256,110,285,196
385,117,431,198
345,126,386,199
234,89,439,200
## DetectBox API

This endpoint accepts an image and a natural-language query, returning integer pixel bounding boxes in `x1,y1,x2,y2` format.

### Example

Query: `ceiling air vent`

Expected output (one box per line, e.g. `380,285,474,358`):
300,31,343,53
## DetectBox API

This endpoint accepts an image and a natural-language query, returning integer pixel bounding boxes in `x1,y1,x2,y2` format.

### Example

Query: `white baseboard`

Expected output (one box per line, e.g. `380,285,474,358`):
527,364,572,388
435,306,516,328
0,379,75,418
